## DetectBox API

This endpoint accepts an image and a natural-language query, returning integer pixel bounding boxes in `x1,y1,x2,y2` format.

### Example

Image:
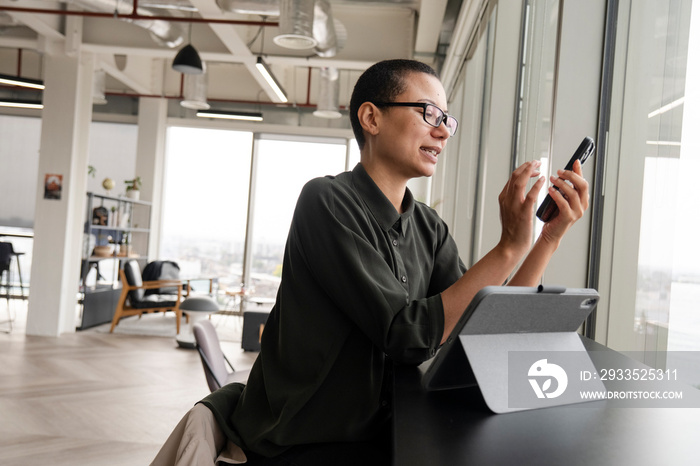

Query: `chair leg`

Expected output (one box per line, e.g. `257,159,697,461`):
0,270,12,334
14,255,24,299
175,308,181,334
109,310,121,333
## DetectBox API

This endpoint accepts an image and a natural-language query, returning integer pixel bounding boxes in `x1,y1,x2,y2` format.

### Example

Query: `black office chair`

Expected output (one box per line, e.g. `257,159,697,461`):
141,260,181,296
109,260,184,334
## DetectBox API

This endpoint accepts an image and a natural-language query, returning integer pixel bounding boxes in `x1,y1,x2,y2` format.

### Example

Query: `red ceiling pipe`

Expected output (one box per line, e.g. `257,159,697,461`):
103,91,350,110
104,91,316,107
0,6,278,26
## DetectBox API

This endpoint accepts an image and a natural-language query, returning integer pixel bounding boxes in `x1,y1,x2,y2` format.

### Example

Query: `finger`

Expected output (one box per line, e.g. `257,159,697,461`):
557,159,588,187
501,161,535,200
512,161,542,194
522,159,542,179
546,186,574,219
556,168,590,204
525,176,546,206
550,175,578,203
549,173,590,219
556,168,585,186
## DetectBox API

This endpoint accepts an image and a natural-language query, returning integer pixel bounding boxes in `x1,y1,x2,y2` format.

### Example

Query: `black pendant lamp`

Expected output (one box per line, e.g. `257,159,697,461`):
173,45,203,74
172,21,203,75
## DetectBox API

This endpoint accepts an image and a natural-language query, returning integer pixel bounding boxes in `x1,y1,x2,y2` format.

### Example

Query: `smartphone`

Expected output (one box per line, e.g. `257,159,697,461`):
536,136,596,223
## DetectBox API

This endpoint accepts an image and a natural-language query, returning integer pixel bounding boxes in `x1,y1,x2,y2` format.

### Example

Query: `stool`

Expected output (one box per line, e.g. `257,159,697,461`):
177,296,220,349
0,242,25,298
0,242,25,333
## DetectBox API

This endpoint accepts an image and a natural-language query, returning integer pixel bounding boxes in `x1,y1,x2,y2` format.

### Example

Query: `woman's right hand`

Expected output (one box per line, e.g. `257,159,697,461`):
497,160,545,257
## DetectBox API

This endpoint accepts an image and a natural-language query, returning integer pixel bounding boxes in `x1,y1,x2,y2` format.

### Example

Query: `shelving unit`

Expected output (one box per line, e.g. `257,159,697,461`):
77,192,151,329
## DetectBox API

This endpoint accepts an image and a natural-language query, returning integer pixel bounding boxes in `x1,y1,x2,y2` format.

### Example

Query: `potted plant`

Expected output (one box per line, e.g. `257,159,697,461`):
125,176,142,200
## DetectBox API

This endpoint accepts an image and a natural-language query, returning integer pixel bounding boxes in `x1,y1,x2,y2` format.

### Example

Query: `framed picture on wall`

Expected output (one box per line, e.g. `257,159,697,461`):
44,174,62,200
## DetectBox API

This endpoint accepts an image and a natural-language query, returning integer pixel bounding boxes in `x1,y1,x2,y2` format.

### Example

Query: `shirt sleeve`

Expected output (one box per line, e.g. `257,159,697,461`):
288,177,454,365
428,212,467,297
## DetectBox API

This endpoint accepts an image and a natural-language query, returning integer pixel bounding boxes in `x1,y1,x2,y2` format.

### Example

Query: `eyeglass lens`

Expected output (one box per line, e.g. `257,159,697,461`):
425,104,458,135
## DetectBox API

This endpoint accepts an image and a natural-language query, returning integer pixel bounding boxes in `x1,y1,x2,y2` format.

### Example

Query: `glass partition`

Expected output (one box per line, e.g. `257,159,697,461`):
512,0,561,239
603,0,700,385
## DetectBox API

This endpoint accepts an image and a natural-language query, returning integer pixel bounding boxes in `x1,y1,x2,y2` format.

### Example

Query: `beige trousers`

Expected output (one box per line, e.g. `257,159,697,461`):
150,404,247,466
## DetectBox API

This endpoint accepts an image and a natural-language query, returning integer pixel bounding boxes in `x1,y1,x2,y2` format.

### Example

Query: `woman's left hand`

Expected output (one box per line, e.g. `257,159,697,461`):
540,159,589,243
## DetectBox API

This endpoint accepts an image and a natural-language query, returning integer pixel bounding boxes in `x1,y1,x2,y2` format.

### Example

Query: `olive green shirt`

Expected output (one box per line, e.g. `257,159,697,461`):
201,163,466,456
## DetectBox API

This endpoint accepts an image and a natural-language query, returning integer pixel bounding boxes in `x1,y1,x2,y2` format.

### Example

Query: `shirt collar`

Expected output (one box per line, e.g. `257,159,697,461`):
352,163,415,236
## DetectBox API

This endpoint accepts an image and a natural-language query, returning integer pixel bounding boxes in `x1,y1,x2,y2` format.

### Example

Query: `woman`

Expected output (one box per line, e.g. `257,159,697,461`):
152,59,588,466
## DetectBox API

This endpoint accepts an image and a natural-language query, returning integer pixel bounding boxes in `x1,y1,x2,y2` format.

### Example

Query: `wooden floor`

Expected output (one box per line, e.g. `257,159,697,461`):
0,302,257,465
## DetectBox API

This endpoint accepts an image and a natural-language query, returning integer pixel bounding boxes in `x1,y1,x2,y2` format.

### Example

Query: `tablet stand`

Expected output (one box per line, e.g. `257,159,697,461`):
422,286,606,413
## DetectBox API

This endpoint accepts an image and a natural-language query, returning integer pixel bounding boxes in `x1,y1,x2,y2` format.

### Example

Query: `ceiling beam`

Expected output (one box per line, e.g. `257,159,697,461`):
414,0,449,67
0,0,64,42
186,0,287,102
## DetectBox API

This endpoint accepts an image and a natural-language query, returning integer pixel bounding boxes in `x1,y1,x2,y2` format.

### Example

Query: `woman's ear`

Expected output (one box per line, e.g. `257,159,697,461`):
357,102,381,136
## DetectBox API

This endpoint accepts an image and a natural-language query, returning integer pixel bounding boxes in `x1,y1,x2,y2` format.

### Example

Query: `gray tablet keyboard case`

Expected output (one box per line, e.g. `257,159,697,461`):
421,286,605,413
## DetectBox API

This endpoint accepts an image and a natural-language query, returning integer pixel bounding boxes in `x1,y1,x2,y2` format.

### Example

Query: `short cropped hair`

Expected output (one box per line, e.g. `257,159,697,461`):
349,59,440,150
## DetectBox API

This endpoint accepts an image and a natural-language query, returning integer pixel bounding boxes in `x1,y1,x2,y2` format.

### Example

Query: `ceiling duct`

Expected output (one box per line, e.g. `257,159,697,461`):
215,0,280,15
93,69,107,105
180,65,210,110
312,0,339,58
216,0,342,58
274,0,317,50
71,0,187,48
313,66,341,119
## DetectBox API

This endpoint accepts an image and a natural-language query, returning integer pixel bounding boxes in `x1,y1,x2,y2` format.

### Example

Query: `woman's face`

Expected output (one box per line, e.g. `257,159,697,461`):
372,72,452,181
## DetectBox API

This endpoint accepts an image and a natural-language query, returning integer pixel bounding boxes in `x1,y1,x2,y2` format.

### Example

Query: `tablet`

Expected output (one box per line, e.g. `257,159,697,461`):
421,285,599,393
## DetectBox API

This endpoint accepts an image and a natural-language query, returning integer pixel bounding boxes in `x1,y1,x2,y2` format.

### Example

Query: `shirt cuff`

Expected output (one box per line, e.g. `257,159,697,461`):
427,294,446,356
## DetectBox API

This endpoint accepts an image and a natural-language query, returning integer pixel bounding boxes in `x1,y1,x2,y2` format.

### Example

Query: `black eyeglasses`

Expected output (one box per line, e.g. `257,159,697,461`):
373,102,459,136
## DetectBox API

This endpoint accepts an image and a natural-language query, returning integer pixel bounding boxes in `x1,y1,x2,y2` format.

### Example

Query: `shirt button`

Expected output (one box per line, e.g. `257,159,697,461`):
392,239,398,247
401,275,407,283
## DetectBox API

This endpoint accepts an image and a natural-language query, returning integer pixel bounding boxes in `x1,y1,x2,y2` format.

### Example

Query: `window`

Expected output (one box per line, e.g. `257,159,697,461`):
162,128,350,309
512,0,560,239
161,127,253,292
602,0,700,384
247,136,347,302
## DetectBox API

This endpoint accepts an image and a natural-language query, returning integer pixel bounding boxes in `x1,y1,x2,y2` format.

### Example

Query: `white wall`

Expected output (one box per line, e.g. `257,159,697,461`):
86,122,138,196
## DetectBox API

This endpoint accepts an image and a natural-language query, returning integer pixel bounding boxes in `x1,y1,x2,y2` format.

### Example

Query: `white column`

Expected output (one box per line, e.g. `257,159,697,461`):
26,52,95,336
134,97,168,261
